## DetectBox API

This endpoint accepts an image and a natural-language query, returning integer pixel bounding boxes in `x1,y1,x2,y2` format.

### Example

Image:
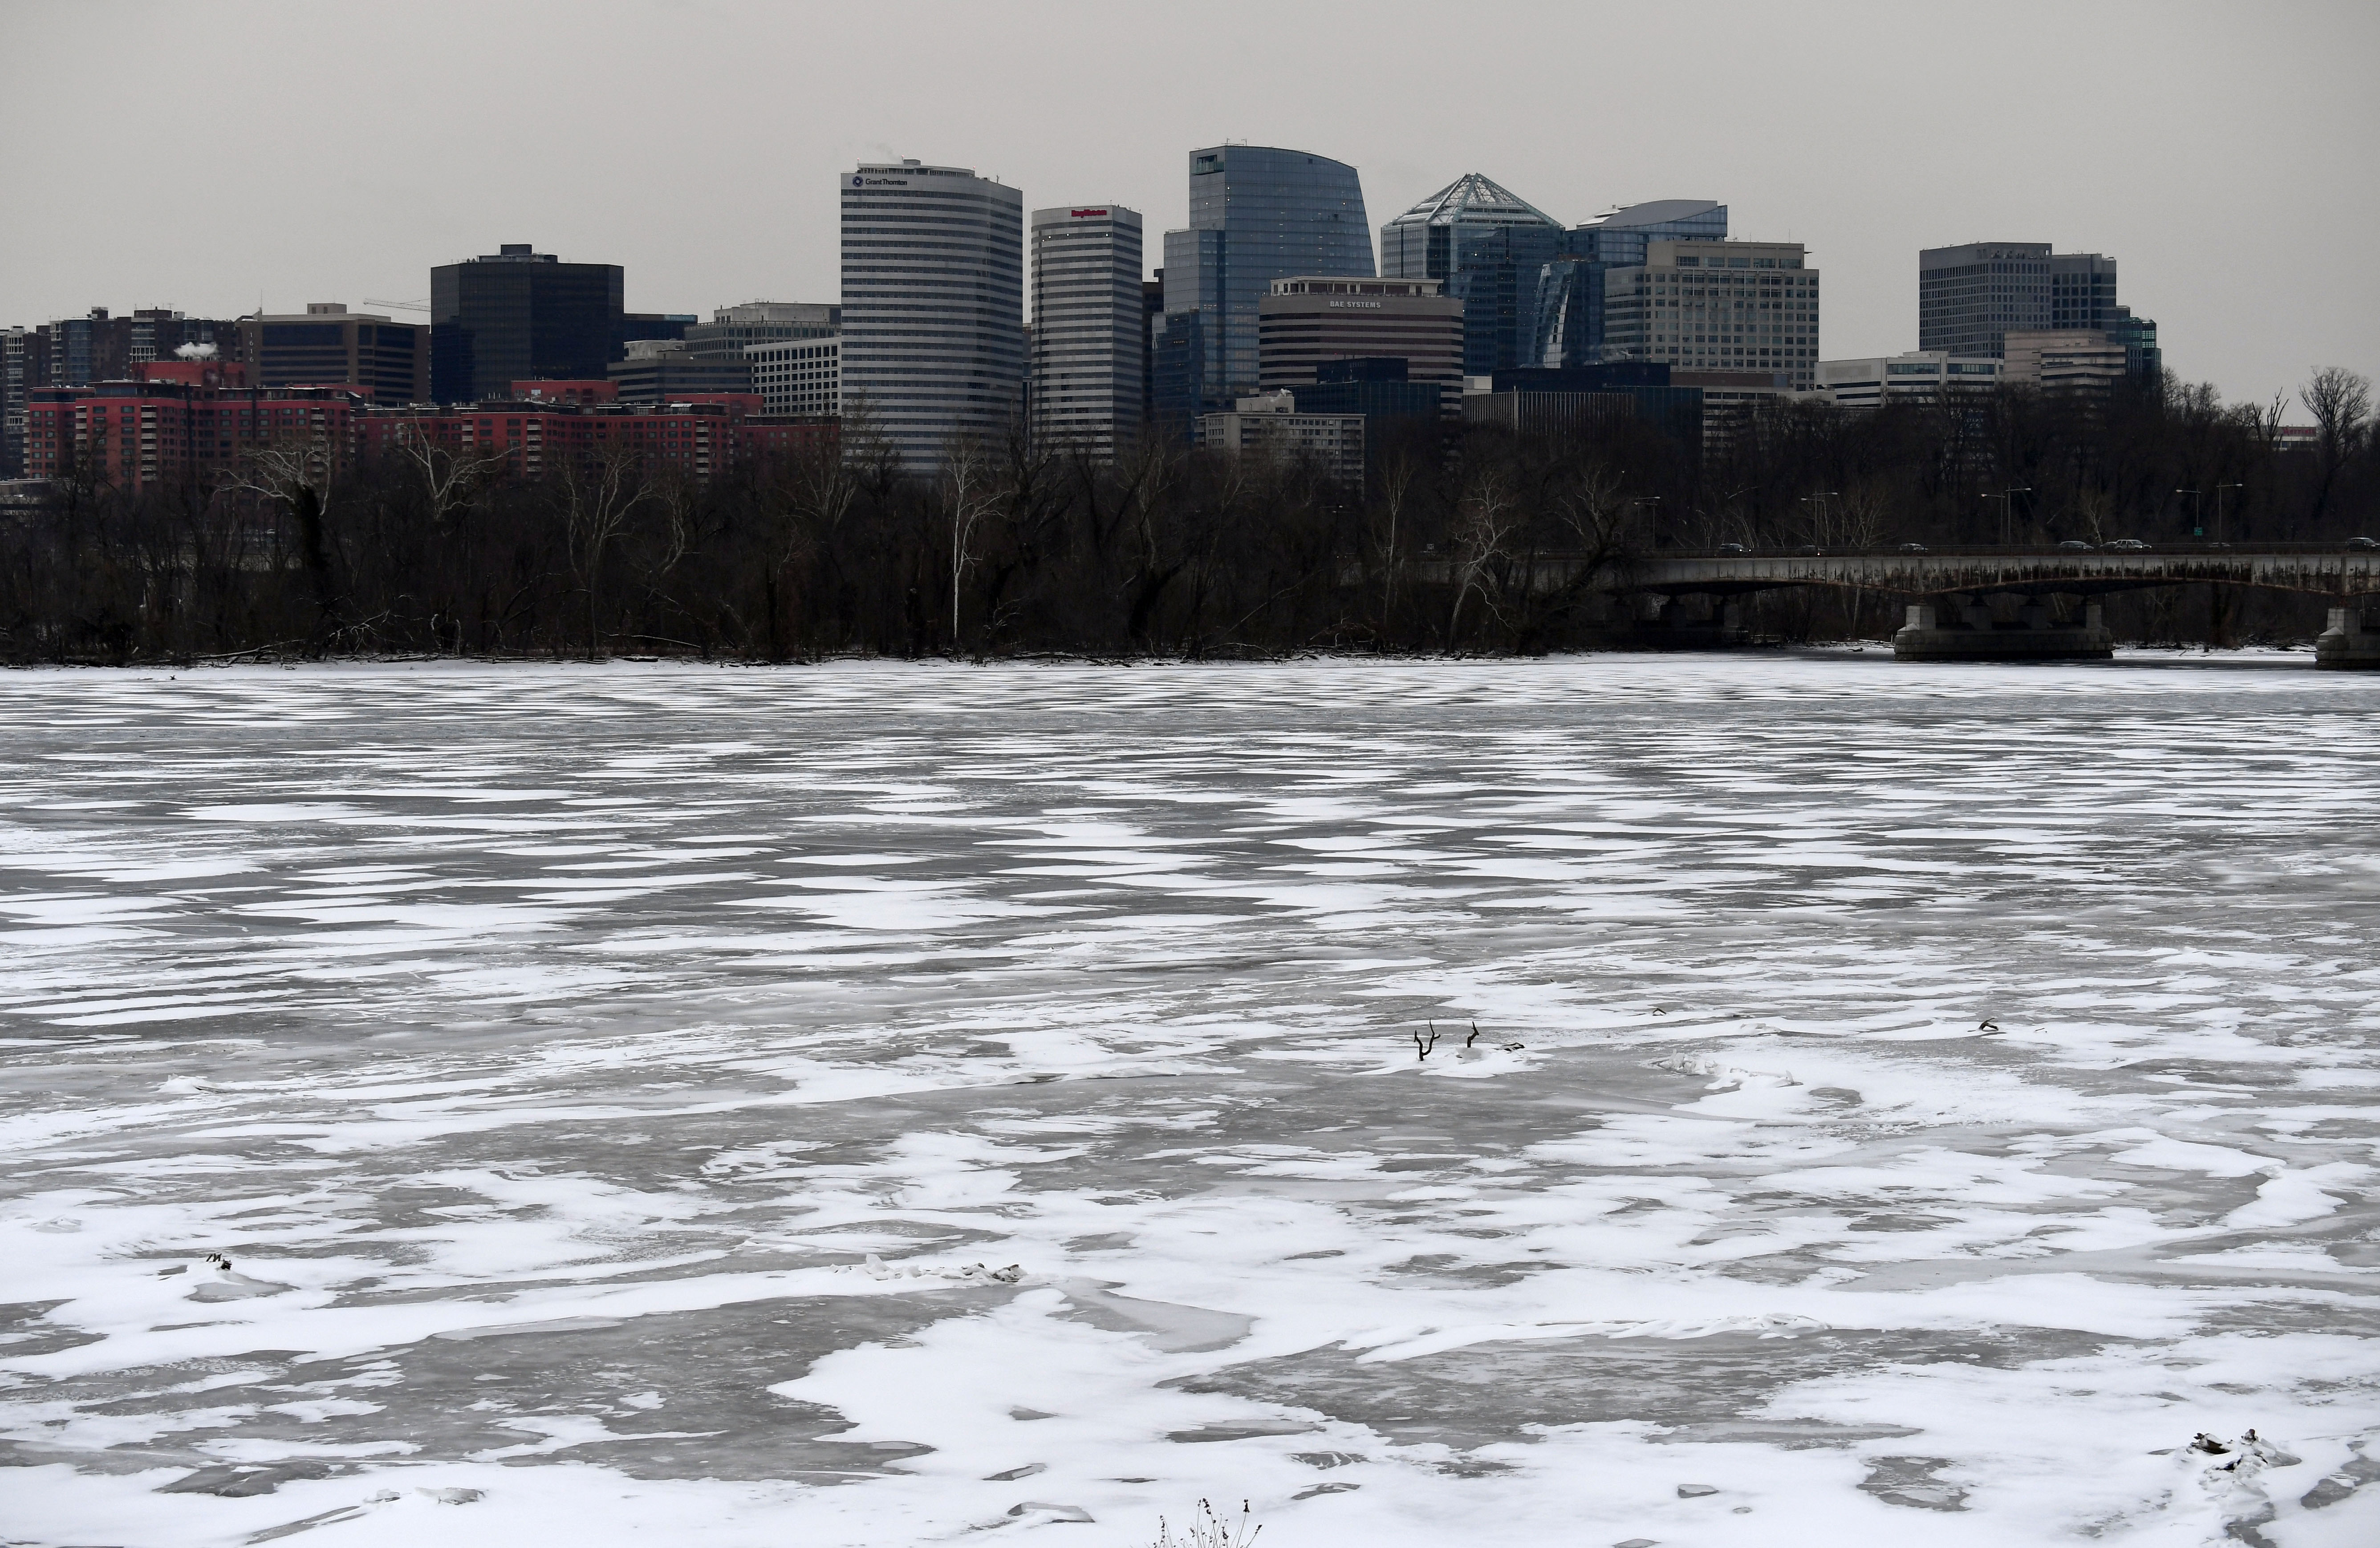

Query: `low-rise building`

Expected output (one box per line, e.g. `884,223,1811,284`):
357,391,834,483
607,339,755,403
1195,390,1365,485
2001,329,2127,392
1815,350,2003,409
683,302,839,357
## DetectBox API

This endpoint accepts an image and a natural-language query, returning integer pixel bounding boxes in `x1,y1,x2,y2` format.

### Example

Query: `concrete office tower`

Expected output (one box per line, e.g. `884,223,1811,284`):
1156,146,1372,426
746,337,841,418
1918,242,2049,358
1256,277,1462,412
431,245,624,403
1532,199,1728,370
840,160,1024,470
1380,174,1564,377
1598,239,1821,389
237,304,427,404
1030,205,1144,461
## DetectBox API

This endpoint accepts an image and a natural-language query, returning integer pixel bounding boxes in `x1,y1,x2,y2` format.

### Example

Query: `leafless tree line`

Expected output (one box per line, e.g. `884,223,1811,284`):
0,369,2370,665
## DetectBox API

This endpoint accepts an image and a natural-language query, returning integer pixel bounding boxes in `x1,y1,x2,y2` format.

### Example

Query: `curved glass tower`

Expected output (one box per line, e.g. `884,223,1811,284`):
1380,174,1563,377
1157,145,1371,426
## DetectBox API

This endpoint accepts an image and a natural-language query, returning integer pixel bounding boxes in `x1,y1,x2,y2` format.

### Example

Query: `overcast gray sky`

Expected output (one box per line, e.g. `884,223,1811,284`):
3,0,2373,412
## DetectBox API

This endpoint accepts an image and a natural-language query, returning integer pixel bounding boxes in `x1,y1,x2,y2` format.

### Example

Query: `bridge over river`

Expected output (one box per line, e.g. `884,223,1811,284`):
1432,543,2380,667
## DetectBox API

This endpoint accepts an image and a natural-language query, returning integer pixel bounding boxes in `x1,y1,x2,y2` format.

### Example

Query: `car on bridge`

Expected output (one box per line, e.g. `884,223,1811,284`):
2058,540,2095,551
2107,538,2151,551
1899,542,1929,553
1716,543,1747,555
2349,536,2378,550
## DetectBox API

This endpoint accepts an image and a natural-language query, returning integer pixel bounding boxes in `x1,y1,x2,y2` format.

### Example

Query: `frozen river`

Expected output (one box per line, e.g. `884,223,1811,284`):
2,653,2377,1547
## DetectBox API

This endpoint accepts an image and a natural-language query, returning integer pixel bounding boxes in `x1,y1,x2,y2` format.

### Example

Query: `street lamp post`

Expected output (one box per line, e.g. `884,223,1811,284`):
2175,487,2202,537
1982,486,2031,545
1798,490,1838,547
1631,496,1665,550
2214,482,2243,543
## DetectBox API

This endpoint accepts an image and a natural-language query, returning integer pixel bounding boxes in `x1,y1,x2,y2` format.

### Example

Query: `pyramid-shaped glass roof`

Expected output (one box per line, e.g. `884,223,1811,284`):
1384,173,1561,231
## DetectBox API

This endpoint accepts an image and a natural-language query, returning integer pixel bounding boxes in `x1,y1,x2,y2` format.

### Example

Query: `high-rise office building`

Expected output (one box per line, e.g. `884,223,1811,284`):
1155,145,1372,429
1030,204,1144,461
1917,242,2051,359
236,303,428,404
1920,242,2151,369
1256,277,1462,410
2,327,49,477
1595,239,1820,389
1380,174,1564,377
1531,200,1729,370
2050,252,2119,332
840,159,1024,470
430,244,625,404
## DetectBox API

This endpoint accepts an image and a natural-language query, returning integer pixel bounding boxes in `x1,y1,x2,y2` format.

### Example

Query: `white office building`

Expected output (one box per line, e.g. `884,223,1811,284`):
1816,350,2002,409
841,159,1024,470
1599,239,1822,390
747,336,840,417
1030,205,1144,461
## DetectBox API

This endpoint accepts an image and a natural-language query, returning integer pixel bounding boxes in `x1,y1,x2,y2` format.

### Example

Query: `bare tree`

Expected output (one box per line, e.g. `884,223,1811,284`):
556,441,652,657
389,425,505,531
942,435,998,646
2303,367,2372,463
1375,446,1417,646
1446,467,1518,649
224,434,342,647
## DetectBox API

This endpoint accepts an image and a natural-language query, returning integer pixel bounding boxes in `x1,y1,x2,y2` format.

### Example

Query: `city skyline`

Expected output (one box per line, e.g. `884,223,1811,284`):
2,1,2374,413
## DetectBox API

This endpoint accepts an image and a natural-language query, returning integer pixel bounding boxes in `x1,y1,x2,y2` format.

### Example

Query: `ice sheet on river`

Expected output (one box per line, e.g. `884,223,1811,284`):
2,653,2377,1546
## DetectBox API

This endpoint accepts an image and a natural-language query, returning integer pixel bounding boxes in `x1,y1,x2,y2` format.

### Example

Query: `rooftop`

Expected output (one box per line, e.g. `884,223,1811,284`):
1385,173,1560,231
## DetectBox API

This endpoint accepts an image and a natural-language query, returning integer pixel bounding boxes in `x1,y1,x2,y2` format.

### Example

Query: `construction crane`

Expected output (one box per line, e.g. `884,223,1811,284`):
362,298,432,313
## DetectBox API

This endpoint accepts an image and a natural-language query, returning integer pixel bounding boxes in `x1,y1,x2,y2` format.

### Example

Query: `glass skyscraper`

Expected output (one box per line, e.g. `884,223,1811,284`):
1155,146,1372,429
1379,174,1564,377
430,245,625,404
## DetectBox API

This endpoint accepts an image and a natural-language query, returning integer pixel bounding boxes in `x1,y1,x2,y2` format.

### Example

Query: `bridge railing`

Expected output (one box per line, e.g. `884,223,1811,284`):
1643,540,2376,559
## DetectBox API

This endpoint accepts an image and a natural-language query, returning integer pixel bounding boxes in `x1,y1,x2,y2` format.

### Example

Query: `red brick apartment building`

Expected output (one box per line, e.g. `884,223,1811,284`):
23,368,834,493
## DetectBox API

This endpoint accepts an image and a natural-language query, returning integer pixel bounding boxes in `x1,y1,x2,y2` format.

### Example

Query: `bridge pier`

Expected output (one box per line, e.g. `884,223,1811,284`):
1893,594,2112,662
1624,592,1750,649
2316,606,2380,670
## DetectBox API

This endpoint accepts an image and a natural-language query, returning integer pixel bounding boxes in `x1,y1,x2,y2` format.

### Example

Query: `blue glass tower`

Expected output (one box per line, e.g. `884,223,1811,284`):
1156,146,1372,430
1380,174,1564,377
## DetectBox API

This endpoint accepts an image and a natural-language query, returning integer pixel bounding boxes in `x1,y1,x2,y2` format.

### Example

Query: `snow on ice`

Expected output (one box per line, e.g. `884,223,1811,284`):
1,653,2377,1546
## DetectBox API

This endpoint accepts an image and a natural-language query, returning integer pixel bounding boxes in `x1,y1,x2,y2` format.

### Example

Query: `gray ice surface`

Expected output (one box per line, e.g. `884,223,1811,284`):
1,653,2376,1546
